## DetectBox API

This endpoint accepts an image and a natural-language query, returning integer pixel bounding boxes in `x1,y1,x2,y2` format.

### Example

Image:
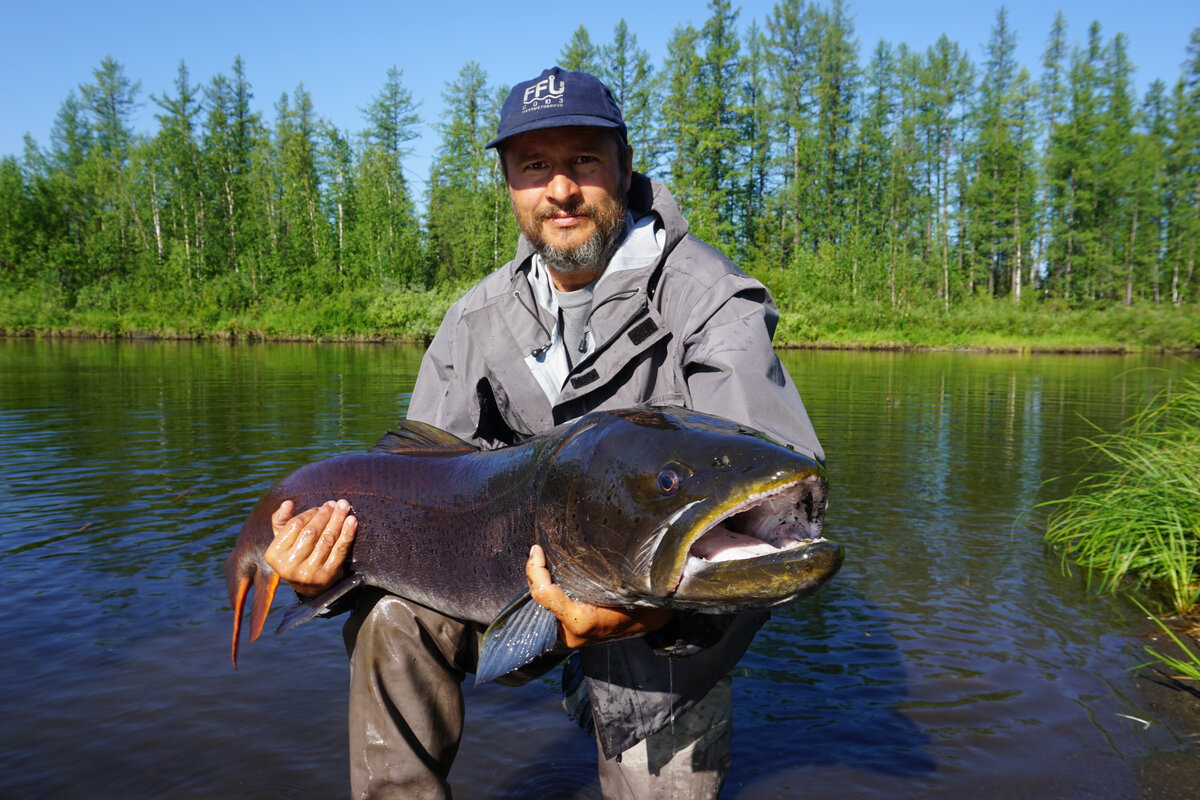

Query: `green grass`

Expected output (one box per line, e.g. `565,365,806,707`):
1132,599,1200,685
773,297,1200,352
0,280,473,343
1144,621,1200,683
4,270,1199,351
1043,378,1200,616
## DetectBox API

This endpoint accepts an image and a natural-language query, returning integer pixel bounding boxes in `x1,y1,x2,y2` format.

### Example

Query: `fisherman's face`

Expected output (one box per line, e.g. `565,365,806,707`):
502,126,633,290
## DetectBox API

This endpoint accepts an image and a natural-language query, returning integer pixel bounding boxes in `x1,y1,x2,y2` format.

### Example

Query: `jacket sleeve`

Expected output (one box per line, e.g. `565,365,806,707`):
406,297,482,443
679,272,824,462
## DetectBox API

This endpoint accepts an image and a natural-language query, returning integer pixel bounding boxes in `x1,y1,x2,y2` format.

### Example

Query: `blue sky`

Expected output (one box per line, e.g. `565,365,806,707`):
1,0,1195,196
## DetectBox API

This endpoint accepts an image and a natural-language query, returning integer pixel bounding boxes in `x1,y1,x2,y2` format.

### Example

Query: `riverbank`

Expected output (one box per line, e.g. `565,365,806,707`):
3,290,1198,353
1132,617,1200,799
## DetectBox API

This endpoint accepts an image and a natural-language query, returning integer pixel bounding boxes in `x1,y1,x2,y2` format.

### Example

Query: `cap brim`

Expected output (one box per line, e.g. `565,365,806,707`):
486,115,625,149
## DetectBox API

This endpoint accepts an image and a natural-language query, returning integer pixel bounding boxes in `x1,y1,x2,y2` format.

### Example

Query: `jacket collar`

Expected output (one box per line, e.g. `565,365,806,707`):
466,174,690,433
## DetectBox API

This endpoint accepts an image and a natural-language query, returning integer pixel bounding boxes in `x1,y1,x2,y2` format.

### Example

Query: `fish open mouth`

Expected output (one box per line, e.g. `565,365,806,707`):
658,472,840,610
684,474,827,571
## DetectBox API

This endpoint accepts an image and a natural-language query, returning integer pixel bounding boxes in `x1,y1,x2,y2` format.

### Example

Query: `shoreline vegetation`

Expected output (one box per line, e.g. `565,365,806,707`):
1044,379,1199,617
4,9,1199,357
2,289,1197,353
1043,380,1200,693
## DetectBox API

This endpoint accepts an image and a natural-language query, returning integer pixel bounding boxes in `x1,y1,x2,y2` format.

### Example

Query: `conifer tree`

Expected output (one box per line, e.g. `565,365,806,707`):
740,21,775,256
151,61,205,284
1036,12,1068,290
811,0,857,252
42,92,94,296
764,0,819,262
203,56,262,295
0,156,27,282
318,124,354,281
600,20,657,175
560,26,601,74
660,23,704,225
356,66,422,285
273,86,326,290
690,0,746,247
2,7,1198,326
77,56,148,287
1165,28,1200,305
849,40,897,300
1124,80,1169,304
425,61,505,282
919,35,973,306
1046,23,1106,299
1097,33,1140,302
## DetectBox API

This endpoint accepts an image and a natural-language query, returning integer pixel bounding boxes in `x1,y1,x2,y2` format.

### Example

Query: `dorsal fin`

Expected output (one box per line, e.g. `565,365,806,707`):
370,420,477,455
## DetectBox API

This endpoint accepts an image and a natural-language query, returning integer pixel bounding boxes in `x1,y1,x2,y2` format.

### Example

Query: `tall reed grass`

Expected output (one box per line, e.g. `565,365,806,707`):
1044,377,1200,616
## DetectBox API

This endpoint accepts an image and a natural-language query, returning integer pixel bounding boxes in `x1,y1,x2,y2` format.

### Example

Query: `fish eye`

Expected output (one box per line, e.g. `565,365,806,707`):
657,467,680,495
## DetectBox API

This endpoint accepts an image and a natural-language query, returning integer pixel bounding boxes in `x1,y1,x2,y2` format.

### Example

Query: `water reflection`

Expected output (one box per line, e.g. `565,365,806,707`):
0,339,1194,799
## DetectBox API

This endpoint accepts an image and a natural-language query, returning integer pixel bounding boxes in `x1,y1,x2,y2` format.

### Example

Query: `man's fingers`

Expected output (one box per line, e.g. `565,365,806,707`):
527,544,572,615
270,500,295,528
324,511,356,572
526,544,552,592
523,543,671,647
291,503,332,553
268,502,334,567
270,502,320,552
308,499,353,569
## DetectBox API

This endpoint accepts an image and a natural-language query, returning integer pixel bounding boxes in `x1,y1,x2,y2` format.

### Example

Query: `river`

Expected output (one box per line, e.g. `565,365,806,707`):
0,339,1194,798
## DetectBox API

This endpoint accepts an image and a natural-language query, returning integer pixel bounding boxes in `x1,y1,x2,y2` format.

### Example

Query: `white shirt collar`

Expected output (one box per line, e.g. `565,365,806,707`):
523,210,665,402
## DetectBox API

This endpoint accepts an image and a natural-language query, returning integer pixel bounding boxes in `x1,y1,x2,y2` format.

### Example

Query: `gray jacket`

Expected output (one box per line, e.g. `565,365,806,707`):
408,173,823,757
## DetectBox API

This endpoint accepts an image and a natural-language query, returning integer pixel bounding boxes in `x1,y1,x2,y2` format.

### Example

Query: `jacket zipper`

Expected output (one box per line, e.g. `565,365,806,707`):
511,287,554,358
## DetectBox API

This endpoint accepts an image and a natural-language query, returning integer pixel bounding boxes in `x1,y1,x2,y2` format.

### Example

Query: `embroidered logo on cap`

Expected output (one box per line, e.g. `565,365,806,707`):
522,75,565,113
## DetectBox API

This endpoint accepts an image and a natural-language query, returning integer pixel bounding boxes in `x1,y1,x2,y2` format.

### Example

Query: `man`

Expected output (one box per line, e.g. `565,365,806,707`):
266,67,823,799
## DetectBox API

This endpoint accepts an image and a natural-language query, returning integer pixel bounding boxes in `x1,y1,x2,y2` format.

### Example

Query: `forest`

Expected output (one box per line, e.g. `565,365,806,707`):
1,0,1198,348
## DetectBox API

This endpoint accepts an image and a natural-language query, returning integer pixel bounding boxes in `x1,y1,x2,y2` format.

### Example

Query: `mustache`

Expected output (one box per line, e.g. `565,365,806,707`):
535,204,596,224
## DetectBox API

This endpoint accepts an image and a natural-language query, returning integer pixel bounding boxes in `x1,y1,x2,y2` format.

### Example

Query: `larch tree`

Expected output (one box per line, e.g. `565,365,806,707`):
425,61,505,283
560,26,602,74
356,66,422,285
600,19,658,175
1164,28,1200,305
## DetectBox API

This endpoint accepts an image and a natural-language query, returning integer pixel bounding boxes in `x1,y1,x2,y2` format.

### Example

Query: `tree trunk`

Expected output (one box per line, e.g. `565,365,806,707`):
1012,192,1022,304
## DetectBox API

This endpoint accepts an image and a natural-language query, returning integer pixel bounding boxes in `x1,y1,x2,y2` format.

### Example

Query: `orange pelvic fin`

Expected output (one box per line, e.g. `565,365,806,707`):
249,570,281,644
230,574,251,670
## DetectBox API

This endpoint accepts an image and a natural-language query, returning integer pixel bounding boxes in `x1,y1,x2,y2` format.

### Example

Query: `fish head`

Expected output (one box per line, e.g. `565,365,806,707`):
536,406,841,613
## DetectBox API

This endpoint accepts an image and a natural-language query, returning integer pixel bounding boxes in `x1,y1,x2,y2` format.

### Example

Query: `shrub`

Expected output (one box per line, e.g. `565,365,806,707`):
1043,377,1200,615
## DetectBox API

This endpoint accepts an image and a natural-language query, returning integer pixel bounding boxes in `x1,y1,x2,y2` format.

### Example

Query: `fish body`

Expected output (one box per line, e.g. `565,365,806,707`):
225,406,841,680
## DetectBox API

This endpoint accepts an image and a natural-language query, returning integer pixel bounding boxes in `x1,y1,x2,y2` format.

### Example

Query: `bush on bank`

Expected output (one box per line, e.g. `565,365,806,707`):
774,297,1200,352
1043,378,1200,617
2,275,1199,352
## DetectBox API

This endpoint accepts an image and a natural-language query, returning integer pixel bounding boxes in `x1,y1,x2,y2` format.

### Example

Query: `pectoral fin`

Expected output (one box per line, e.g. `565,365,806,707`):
475,591,561,687
276,573,366,635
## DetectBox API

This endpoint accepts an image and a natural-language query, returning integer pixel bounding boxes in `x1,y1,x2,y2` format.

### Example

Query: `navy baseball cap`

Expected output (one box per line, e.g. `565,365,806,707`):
486,66,626,149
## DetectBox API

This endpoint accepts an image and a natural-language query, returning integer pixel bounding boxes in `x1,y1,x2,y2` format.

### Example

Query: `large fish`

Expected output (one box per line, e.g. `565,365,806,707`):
225,406,840,683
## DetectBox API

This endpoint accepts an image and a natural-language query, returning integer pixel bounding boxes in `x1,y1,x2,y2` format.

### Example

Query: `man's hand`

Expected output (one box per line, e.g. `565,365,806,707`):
526,544,674,649
265,499,356,597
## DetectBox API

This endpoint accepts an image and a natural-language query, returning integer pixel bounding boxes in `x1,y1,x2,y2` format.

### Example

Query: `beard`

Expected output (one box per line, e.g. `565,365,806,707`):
518,194,628,278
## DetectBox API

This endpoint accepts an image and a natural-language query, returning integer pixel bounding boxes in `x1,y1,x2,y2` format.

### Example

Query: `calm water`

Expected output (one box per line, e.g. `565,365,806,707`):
0,339,1195,799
